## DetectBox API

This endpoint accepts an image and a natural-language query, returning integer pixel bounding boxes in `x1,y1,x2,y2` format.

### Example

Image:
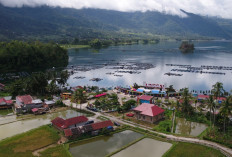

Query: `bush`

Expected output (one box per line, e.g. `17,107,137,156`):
154,120,172,132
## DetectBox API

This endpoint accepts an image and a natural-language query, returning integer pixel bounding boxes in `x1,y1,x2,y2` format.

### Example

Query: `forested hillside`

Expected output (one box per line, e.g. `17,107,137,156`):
0,4,232,41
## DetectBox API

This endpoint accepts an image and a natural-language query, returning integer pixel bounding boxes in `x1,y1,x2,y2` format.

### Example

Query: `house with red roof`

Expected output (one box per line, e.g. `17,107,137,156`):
91,120,113,131
137,95,153,104
133,103,164,123
15,95,43,113
51,116,88,130
0,98,13,109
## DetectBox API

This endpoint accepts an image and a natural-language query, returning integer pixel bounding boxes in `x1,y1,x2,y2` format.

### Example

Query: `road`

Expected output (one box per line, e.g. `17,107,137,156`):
63,99,232,157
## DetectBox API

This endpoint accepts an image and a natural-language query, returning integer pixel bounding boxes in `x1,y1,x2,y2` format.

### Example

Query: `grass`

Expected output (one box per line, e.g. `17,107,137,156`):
40,145,72,157
163,142,226,157
0,109,13,116
0,125,60,157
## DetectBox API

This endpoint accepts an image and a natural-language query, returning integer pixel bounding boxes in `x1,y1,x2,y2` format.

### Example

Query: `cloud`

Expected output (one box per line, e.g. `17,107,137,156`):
0,0,232,19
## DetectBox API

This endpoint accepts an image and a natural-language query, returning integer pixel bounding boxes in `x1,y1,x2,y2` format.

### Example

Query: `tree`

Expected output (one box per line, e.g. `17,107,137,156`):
133,83,139,89
122,99,137,111
72,89,87,109
181,88,193,115
206,95,215,128
212,82,224,105
220,97,232,134
57,70,69,88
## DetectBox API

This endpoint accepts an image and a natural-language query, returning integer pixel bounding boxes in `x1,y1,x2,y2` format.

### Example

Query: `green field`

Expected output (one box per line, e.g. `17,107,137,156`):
0,125,60,157
164,142,226,157
0,109,13,116
40,145,72,157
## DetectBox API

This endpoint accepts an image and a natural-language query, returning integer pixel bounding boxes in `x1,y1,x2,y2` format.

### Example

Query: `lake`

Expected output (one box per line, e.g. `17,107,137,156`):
67,40,232,91
175,117,208,136
0,110,84,140
69,130,143,157
112,138,172,157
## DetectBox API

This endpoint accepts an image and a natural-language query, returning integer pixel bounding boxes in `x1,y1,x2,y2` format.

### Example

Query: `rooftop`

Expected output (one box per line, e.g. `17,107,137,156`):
138,95,153,101
51,116,88,129
133,103,164,117
91,120,113,130
16,95,33,105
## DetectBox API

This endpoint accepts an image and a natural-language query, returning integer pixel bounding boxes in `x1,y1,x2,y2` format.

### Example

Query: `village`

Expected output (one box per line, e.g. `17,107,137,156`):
0,80,232,157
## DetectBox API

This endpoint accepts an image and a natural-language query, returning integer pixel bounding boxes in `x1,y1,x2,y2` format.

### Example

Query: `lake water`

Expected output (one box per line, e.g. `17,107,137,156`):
67,40,232,91
69,130,143,157
112,138,172,157
175,117,208,136
0,110,84,140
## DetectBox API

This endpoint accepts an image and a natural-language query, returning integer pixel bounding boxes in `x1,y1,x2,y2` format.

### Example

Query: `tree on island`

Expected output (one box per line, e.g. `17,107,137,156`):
179,41,194,53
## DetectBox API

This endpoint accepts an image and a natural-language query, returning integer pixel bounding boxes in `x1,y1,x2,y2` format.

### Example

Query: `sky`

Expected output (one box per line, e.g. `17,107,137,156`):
0,0,232,19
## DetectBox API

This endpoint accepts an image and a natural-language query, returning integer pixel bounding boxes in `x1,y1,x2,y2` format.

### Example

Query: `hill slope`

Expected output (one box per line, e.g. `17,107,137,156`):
0,5,231,41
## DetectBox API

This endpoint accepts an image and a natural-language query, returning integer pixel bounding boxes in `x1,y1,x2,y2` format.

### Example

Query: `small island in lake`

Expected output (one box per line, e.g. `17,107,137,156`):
179,41,195,52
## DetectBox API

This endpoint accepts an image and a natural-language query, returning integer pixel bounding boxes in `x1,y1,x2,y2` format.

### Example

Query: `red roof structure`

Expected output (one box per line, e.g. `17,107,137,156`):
91,120,113,130
16,95,33,105
31,108,38,112
51,117,66,128
0,98,12,105
64,128,73,137
63,116,88,128
133,103,164,117
51,116,88,129
95,93,107,98
138,95,153,101
197,95,226,101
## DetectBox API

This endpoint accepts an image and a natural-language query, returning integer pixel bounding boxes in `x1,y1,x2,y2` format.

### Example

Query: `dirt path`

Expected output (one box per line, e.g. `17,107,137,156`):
32,144,57,156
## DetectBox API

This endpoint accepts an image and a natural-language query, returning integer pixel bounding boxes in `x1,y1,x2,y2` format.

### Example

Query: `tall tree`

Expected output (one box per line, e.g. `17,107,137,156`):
181,88,193,115
206,95,215,128
220,97,232,134
212,82,224,104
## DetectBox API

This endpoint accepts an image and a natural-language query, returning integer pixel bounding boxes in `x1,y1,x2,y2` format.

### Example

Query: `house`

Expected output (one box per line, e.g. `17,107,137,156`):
71,86,83,92
51,116,88,130
61,93,72,99
133,103,165,123
0,98,13,109
15,95,43,112
137,95,153,104
44,100,56,108
0,83,5,91
91,120,114,131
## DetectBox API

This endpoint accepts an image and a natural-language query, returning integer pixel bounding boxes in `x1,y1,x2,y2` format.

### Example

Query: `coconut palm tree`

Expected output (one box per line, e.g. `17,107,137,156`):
212,82,224,104
206,95,215,128
72,89,87,109
220,97,232,134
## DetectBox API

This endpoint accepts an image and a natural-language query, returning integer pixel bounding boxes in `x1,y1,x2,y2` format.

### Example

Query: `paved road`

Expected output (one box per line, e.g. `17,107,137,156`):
63,100,232,156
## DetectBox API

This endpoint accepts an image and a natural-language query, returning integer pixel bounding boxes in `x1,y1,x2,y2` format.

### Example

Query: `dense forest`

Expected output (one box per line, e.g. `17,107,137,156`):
0,41,68,72
1,5,232,41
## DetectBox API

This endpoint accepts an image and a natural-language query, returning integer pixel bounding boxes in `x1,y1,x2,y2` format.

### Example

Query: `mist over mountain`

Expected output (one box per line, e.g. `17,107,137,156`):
0,5,231,41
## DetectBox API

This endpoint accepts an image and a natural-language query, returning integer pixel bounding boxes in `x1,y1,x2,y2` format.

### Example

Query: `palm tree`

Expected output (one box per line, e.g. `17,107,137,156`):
182,88,193,115
212,82,224,105
206,95,215,128
72,89,87,109
220,97,232,134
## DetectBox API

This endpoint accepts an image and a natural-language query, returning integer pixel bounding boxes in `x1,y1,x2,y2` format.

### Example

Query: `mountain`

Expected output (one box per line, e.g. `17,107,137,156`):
0,4,232,41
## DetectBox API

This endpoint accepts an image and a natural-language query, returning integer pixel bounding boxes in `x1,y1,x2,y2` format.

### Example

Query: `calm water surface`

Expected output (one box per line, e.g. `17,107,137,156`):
175,117,207,136
0,110,84,140
112,138,172,157
69,130,143,157
68,40,232,91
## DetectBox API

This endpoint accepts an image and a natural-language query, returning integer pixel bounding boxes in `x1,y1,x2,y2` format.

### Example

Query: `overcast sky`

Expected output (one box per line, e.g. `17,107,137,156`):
0,0,231,19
